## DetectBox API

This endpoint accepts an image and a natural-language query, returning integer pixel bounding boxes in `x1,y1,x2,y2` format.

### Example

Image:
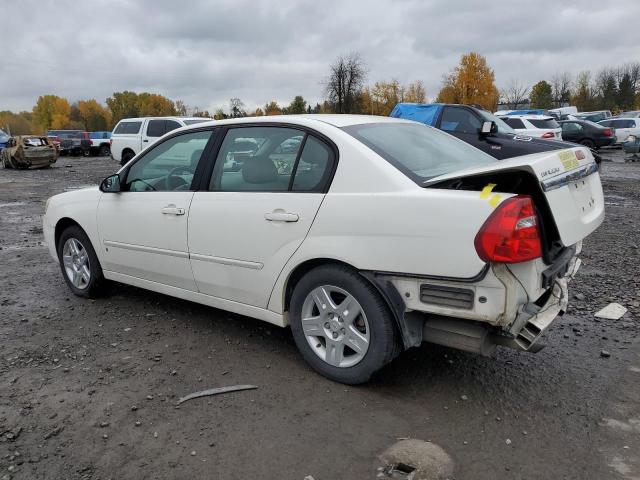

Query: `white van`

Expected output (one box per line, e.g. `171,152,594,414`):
111,117,212,165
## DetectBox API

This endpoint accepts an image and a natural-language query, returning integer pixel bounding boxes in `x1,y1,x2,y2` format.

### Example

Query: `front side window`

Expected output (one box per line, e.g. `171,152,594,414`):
166,120,182,133
343,122,495,183
440,107,482,134
124,130,212,192
114,121,142,134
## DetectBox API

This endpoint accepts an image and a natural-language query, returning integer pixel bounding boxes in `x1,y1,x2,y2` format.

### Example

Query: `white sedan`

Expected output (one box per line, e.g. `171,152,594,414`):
44,115,604,384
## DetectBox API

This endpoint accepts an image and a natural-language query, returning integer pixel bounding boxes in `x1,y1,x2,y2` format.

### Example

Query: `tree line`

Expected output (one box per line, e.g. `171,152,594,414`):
2,52,640,135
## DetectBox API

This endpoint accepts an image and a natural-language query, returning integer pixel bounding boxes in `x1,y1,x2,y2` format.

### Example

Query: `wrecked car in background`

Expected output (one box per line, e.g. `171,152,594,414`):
1,135,58,169
0,129,10,152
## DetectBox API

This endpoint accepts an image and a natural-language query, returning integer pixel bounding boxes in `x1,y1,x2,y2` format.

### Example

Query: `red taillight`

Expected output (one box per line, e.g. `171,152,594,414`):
603,128,613,137
541,132,554,139
109,138,113,145
474,195,542,263
89,140,93,146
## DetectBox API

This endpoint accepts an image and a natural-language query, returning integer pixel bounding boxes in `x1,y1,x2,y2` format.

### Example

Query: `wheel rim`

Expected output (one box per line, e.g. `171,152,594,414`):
62,238,91,289
301,285,370,368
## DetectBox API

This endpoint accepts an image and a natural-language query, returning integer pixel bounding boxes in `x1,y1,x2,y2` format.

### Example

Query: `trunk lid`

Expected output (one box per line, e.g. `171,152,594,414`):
425,146,604,246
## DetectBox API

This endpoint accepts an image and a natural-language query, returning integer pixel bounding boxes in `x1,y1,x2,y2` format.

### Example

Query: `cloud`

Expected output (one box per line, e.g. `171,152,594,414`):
1,0,639,113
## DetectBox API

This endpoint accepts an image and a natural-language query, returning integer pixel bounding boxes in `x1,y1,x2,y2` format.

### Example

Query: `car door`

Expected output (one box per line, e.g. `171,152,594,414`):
560,122,582,142
97,129,215,289
188,125,336,307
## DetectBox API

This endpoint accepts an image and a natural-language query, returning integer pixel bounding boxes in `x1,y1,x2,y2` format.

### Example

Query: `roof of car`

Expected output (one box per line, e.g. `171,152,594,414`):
180,114,411,129
502,114,555,120
116,116,212,122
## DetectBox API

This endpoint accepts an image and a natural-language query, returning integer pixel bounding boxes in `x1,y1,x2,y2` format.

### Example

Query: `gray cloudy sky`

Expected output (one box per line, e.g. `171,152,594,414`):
2,0,640,113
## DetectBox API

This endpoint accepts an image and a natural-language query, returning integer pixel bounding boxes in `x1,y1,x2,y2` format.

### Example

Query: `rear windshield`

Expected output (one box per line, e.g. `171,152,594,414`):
114,121,142,134
183,119,211,125
343,122,496,183
529,118,559,129
502,117,526,129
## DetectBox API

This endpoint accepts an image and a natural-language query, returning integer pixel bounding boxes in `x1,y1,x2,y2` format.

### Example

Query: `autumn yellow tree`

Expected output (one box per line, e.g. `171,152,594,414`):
0,111,34,135
404,81,427,103
32,95,72,131
136,93,177,117
77,99,112,131
436,53,499,110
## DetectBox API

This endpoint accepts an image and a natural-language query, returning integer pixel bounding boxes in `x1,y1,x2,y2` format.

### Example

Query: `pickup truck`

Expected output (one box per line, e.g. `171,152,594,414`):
390,103,602,163
47,130,91,156
89,131,112,156
110,116,212,165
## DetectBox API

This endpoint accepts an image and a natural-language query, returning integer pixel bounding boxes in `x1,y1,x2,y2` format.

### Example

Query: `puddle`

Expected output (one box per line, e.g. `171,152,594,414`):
0,202,27,208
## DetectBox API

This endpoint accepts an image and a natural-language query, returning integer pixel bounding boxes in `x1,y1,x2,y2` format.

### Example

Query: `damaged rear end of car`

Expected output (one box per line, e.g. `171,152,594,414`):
390,146,604,355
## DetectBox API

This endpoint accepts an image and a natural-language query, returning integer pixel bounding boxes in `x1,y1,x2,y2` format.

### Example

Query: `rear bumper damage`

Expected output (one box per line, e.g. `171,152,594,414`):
367,245,581,355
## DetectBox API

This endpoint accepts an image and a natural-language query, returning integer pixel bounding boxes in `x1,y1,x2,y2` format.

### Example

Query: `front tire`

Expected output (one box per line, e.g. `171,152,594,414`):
290,265,399,384
120,151,134,166
57,226,104,298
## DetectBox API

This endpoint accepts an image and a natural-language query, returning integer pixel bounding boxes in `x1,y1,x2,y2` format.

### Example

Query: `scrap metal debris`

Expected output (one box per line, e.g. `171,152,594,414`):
176,385,258,406
594,303,628,320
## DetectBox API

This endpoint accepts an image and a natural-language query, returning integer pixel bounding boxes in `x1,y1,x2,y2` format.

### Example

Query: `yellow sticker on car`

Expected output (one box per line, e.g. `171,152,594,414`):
558,150,579,171
480,183,497,199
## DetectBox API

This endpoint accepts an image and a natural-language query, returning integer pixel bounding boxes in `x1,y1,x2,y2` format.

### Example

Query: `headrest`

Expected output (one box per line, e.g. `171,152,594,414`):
190,149,203,169
242,156,278,184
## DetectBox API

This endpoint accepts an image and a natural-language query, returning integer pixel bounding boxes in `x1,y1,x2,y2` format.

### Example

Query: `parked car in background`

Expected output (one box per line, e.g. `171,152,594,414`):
574,110,612,123
47,135,61,152
48,130,91,156
0,129,10,152
558,119,616,149
89,131,112,156
618,110,640,118
110,116,212,165
598,117,640,144
499,115,563,140
44,115,604,384
623,135,640,160
1,135,58,169
389,103,599,162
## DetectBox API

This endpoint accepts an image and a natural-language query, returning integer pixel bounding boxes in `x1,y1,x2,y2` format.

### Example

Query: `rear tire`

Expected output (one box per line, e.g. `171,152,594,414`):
289,264,399,384
99,145,110,157
580,139,595,149
121,151,134,166
57,226,104,298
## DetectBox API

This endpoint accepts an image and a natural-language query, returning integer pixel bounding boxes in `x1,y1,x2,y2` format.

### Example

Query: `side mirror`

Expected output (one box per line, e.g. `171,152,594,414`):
481,121,497,135
100,174,121,193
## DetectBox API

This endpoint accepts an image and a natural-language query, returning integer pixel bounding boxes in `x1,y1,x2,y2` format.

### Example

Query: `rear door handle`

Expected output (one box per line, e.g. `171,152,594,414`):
264,211,299,222
143,139,149,143
162,205,185,216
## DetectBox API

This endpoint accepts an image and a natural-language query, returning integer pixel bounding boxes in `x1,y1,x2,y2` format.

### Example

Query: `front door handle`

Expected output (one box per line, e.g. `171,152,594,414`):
264,211,299,222
162,205,185,216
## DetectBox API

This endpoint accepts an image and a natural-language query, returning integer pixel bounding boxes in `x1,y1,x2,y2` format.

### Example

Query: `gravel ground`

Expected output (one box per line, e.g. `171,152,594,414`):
0,149,639,480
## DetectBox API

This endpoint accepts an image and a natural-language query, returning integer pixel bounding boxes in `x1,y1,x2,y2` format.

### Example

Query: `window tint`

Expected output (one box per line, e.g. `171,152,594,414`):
292,136,333,192
439,107,482,134
210,127,304,192
183,119,210,125
613,119,635,128
114,121,142,134
502,117,526,129
561,122,582,133
529,118,560,129
599,120,611,127
343,122,495,183
166,120,182,133
146,120,166,137
124,130,212,192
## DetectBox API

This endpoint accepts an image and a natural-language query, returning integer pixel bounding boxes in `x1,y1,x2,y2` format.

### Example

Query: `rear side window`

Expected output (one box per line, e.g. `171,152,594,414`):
292,136,333,192
343,122,495,183
114,121,142,134
529,118,559,129
146,120,166,137
439,107,482,134
502,117,526,129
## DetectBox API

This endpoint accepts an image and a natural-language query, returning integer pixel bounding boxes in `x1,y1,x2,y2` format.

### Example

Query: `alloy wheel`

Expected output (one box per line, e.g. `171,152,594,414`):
62,238,91,289
301,285,370,368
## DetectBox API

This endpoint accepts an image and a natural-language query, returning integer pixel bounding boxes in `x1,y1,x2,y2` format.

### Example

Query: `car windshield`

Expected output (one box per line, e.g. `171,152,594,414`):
477,110,516,135
0,130,9,142
343,122,496,183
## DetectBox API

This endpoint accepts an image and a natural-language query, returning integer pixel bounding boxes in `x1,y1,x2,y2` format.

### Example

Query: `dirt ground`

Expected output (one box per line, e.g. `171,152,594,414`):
1,149,639,480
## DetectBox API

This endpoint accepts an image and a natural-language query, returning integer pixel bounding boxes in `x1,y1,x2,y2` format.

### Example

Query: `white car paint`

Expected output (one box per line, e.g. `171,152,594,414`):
500,115,563,140
598,117,640,144
44,115,604,362
110,116,212,163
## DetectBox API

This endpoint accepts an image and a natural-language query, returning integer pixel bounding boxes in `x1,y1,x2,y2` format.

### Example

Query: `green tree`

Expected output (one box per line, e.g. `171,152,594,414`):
287,96,307,114
106,91,140,124
229,98,246,118
264,101,282,115
617,73,636,111
529,81,553,109
571,72,597,111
